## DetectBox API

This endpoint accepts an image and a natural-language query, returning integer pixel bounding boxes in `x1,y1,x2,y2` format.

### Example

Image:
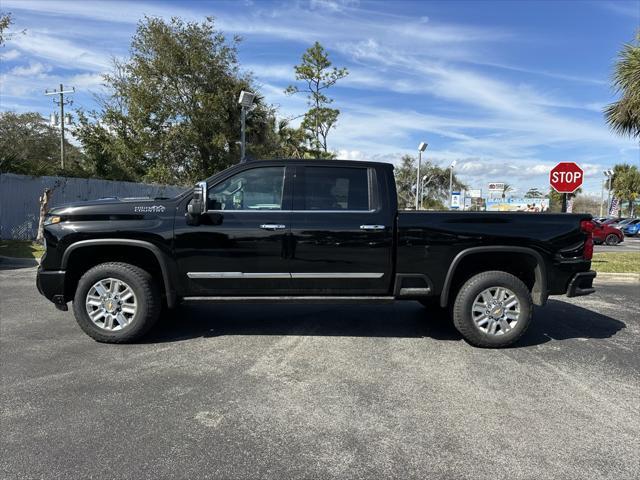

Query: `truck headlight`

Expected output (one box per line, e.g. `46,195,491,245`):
44,215,61,225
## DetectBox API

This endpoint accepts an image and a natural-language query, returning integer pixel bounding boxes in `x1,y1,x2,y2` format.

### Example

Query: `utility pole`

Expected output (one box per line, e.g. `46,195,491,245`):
45,84,75,170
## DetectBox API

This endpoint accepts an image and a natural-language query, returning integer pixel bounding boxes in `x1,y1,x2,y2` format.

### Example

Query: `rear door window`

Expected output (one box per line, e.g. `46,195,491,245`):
300,167,370,211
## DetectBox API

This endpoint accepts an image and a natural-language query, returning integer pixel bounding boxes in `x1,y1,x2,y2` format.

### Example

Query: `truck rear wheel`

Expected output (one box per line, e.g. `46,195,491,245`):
72,262,161,343
452,271,532,348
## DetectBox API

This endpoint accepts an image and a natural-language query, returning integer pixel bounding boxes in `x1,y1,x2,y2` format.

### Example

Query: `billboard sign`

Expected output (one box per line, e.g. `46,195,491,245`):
450,192,461,209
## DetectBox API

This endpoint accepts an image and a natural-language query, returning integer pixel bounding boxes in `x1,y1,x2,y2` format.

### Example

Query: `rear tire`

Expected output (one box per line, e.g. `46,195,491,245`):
72,262,161,343
605,234,619,246
452,271,532,348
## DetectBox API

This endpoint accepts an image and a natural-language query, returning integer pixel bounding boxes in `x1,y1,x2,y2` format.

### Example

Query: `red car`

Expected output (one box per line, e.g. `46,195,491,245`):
592,221,624,245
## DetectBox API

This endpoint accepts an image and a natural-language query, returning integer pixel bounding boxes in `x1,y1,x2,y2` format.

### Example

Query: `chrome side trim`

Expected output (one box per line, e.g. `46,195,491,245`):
187,272,290,279
187,272,385,279
182,296,395,304
205,209,377,214
290,272,384,279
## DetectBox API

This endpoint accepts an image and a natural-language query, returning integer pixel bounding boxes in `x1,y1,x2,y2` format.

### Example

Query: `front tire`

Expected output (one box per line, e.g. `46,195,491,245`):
452,271,532,348
605,234,620,246
72,262,161,343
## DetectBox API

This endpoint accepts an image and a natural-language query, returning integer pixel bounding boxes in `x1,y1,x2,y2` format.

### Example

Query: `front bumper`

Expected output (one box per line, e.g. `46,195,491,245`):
36,268,68,311
566,270,596,298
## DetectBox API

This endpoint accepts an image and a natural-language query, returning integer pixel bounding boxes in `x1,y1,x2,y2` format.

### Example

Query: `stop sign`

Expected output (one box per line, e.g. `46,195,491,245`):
549,162,584,193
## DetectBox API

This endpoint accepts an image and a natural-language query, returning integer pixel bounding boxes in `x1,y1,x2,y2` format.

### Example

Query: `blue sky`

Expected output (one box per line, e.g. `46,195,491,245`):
1,0,638,195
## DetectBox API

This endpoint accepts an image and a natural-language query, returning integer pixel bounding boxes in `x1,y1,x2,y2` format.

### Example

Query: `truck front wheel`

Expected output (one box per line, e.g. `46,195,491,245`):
72,262,161,343
452,271,532,348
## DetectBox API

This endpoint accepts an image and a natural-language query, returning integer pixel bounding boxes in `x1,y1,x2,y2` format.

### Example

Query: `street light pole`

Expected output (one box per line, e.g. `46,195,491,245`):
604,169,614,215
238,91,256,163
416,142,427,210
599,176,605,217
240,106,246,162
448,160,457,209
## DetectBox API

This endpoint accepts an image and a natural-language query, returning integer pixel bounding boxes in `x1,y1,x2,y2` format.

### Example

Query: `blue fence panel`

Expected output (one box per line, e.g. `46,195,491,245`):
0,173,184,240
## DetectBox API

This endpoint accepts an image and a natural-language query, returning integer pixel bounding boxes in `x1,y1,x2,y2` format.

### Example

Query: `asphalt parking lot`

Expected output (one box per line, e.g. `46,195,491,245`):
1,267,639,480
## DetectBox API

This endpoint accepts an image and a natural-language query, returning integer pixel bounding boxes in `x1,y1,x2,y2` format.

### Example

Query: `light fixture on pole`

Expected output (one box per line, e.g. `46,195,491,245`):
238,90,256,163
604,169,614,216
416,142,428,210
448,160,457,209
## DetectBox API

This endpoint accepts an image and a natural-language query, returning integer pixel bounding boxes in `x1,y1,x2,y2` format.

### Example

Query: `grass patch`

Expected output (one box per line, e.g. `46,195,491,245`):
0,240,45,259
592,252,640,273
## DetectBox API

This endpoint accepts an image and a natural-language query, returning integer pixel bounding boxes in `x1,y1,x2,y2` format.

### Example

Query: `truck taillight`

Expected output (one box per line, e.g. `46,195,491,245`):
580,220,594,234
581,220,594,260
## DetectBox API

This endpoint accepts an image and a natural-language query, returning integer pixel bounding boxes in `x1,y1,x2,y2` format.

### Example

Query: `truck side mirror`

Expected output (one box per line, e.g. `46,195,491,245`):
187,181,207,218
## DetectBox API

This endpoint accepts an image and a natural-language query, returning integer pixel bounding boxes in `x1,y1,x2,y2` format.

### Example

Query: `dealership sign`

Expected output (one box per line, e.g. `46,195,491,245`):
549,162,583,193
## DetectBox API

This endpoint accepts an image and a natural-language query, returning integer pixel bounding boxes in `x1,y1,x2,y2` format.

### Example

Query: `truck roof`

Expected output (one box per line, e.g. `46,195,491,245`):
244,158,394,169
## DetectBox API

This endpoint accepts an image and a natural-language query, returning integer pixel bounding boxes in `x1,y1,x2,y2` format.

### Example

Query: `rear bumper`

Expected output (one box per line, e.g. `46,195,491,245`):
36,268,68,310
566,270,596,298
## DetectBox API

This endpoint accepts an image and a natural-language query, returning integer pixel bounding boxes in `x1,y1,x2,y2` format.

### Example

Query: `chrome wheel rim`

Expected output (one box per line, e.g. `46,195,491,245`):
85,278,137,331
472,287,520,335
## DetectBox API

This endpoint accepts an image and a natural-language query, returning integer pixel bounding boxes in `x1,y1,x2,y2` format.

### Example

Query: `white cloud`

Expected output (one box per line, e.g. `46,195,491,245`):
9,31,111,71
9,62,51,76
69,72,106,91
0,49,21,61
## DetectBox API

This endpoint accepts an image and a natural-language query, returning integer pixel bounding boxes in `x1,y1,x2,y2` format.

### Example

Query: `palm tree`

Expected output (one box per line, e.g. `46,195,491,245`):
612,164,640,216
604,32,640,138
501,183,513,199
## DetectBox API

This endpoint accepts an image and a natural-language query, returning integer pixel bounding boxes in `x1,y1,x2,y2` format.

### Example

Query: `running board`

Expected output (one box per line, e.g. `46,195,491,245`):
182,296,396,304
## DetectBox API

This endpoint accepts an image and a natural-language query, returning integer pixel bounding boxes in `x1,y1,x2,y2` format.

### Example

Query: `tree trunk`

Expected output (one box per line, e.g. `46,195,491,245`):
36,188,52,244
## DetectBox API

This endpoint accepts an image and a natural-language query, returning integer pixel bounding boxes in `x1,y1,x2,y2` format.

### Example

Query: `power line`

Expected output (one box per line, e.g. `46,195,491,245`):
44,84,75,170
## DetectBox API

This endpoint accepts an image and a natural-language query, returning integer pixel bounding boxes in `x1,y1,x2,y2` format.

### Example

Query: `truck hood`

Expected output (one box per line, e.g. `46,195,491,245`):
49,197,178,218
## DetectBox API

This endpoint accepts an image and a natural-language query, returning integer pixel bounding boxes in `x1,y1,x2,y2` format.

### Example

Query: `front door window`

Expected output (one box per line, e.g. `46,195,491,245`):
208,167,285,211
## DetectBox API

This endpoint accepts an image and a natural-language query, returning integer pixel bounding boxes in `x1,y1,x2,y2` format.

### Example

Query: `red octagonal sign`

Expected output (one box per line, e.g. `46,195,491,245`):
550,162,584,193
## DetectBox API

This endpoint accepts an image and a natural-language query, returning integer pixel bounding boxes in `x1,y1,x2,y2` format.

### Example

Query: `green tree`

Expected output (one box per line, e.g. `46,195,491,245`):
604,32,640,138
285,42,348,157
75,16,276,185
611,163,640,216
394,154,466,209
525,187,544,198
547,188,581,213
0,12,13,46
0,112,86,176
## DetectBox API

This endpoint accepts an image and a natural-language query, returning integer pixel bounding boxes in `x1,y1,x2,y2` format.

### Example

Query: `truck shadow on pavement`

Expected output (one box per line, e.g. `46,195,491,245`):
144,299,625,348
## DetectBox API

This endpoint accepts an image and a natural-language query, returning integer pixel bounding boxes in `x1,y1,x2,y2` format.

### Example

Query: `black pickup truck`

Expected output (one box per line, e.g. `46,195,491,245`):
37,159,596,347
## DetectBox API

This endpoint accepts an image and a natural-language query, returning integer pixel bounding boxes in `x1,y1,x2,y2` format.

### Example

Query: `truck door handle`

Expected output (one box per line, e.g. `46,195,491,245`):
360,225,386,230
260,224,286,231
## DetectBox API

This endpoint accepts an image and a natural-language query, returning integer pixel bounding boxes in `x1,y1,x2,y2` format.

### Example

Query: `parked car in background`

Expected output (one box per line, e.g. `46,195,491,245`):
623,219,640,237
592,221,624,245
611,218,634,228
600,218,625,226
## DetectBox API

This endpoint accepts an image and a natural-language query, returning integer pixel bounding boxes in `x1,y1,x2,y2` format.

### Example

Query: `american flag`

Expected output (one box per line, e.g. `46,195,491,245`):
609,197,620,217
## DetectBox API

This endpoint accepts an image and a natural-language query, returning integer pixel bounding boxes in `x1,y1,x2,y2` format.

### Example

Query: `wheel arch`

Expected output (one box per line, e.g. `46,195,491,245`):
440,246,548,308
61,239,177,308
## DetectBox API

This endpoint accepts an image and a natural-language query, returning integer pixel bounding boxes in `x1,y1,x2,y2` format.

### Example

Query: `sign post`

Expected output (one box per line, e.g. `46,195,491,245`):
549,162,584,213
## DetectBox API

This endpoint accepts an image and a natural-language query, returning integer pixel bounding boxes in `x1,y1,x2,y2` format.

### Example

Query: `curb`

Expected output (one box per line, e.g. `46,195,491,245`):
594,272,640,283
